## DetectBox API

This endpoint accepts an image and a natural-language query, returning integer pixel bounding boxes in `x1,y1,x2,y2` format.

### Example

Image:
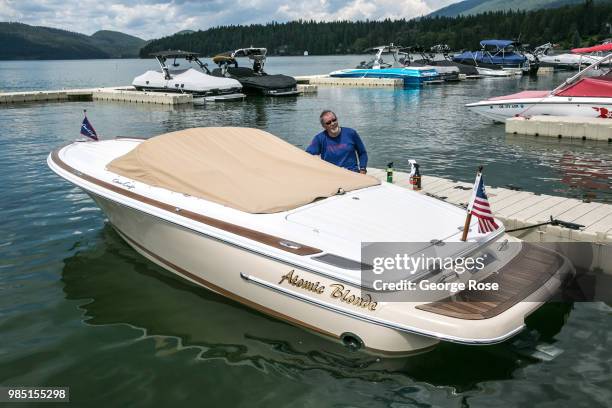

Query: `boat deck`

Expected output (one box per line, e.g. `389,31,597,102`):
416,243,566,320
368,168,612,274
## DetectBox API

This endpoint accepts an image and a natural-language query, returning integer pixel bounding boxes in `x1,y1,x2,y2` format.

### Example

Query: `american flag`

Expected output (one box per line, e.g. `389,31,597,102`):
80,112,98,141
467,173,499,233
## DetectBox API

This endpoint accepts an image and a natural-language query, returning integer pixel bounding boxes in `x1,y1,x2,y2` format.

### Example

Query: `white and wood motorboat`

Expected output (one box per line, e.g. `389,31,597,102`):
48,127,573,355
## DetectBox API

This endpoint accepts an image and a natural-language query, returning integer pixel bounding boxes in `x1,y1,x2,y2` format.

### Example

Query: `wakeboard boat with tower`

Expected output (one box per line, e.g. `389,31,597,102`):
329,44,442,85
48,127,573,356
398,46,461,82
211,47,299,96
425,44,481,78
132,50,246,102
453,40,536,76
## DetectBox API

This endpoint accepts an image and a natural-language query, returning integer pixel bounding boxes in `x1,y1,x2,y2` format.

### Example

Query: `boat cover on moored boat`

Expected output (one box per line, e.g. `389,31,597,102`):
211,67,297,91
106,127,379,214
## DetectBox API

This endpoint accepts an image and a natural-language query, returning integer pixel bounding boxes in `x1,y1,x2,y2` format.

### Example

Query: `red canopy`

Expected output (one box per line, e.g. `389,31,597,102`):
571,43,612,54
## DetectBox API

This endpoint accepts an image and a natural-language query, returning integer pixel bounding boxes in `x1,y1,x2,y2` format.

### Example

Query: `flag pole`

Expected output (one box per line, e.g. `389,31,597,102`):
461,165,483,242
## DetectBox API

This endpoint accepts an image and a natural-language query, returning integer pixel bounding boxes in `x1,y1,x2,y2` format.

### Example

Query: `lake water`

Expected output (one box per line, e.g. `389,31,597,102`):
0,57,611,407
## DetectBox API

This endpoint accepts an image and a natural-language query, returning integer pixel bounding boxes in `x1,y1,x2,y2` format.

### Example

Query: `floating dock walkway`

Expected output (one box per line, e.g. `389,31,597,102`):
369,168,612,274
507,116,612,142
294,75,404,88
294,74,468,87
0,85,316,106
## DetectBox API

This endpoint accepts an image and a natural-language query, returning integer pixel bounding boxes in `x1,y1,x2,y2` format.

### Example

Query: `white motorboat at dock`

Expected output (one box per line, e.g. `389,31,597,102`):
132,50,246,102
48,127,573,355
466,53,612,122
534,43,604,71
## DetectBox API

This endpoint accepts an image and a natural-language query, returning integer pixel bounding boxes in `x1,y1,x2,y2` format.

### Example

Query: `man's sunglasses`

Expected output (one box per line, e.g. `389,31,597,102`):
324,118,337,125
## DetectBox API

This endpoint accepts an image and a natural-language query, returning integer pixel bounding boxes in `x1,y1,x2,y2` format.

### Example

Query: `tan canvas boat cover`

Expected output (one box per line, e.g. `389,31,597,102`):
107,127,380,213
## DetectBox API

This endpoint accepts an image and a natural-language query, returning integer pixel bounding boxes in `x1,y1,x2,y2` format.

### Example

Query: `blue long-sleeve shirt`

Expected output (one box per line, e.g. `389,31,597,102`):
306,127,368,172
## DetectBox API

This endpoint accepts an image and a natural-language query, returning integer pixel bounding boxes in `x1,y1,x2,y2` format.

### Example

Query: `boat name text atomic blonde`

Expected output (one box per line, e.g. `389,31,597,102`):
279,270,378,311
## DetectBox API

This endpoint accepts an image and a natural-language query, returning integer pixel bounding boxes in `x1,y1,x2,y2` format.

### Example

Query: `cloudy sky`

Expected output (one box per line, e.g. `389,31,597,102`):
0,0,461,39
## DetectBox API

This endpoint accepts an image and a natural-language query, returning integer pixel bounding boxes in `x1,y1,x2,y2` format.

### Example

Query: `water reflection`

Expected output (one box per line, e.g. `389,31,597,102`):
62,225,573,391
504,134,612,202
557,153,612,201
1,58,610,406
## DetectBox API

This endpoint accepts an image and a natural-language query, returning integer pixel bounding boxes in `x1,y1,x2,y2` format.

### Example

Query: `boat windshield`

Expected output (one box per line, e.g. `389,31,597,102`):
151,51,210,77
356,45,404,69
556,75,612,97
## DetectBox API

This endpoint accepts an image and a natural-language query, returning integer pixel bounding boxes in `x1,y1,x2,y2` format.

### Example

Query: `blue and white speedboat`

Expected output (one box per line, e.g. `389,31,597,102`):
329,45,441,85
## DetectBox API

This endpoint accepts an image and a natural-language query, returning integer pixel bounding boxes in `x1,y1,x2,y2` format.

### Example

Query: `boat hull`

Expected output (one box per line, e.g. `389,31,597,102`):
47,139,574,357
211,68,299,96
90,194,439,355
132,68,244,96
329,68,441,85
476,67,517,77
539,54,603,70
466,98,612,122
199,93,246,103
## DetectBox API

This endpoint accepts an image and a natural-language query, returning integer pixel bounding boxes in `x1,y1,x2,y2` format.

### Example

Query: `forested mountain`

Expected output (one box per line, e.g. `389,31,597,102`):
429,0,610,17
430,0,611,17
141,1,612,57
90,30,148,58
0,23,146,60
3,1,611,60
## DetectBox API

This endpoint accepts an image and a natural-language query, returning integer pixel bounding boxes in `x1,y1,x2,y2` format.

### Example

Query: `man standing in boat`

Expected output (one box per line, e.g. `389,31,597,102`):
306,110,368,174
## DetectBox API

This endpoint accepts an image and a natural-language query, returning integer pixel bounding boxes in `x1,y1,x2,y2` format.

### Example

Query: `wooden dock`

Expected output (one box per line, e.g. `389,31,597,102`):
369,168,612,273
506,115,612,142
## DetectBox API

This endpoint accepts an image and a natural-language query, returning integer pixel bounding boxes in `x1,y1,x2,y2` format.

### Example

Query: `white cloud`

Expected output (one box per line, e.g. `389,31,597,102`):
0,0,460,39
